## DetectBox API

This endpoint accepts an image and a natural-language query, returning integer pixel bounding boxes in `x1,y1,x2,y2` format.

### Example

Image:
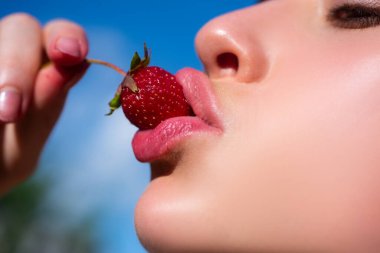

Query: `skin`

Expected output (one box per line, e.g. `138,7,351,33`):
2,0,380,252
137,1,380,252
0,14,89,193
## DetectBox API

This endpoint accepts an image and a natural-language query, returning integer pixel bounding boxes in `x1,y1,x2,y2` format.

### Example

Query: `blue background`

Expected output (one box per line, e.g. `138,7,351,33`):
1,1,257,252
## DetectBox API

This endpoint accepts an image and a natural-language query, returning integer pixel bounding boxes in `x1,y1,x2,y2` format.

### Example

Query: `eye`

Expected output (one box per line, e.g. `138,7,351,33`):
328,3,380,29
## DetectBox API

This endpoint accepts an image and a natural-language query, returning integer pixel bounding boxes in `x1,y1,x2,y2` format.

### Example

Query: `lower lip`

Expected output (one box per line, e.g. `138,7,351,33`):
132,116,217,162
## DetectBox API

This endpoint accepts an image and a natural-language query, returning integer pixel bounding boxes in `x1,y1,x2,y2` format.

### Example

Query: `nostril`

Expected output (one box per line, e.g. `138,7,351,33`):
216,52,239,77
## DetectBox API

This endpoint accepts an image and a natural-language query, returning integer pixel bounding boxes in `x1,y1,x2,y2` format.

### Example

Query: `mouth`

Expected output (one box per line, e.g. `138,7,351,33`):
131,68,223,163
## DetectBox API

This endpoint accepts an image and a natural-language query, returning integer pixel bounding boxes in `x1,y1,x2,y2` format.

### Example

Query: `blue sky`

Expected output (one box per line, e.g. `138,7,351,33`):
1,1,257,252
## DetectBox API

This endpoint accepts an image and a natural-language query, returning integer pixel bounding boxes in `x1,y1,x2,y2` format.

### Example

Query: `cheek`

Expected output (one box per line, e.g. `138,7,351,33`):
218,55,380,251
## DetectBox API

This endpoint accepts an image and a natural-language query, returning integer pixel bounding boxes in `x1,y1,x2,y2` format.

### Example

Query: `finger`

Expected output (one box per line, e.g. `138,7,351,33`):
33,20,89,109
0,13,42,123
44,19,88,66
34,61,89,109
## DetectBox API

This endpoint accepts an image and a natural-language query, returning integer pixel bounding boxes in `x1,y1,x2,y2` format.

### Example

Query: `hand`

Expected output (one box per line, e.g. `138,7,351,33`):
0,13,89,195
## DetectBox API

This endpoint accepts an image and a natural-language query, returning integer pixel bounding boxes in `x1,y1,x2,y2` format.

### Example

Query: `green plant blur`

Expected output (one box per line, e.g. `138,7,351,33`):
0,179,97,253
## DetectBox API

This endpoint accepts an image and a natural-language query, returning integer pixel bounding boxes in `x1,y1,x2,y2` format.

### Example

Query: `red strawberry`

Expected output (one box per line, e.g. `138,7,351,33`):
120,66,191,130
87,44,192,130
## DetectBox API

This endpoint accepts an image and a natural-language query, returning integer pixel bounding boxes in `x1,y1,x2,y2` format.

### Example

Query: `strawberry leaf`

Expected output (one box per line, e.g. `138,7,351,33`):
106,92,121,116
122,74,139,93
106,74,138,116
130,52,141,72
142,43,151,68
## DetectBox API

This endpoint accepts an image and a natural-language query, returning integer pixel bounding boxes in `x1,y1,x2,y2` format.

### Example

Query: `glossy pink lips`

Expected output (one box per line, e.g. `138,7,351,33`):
132,68,223,162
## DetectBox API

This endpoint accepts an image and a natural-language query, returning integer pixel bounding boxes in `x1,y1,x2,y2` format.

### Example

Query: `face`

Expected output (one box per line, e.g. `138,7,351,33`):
134,1,380,252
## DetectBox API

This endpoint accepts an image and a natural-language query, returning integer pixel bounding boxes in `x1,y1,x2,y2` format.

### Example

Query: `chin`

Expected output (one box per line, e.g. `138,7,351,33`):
134,174,205,253
135,189,231,253
134,137,226,253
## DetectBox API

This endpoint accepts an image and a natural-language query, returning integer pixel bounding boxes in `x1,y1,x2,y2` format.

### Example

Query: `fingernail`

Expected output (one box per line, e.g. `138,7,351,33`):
55,37,82,58
0,87,22,122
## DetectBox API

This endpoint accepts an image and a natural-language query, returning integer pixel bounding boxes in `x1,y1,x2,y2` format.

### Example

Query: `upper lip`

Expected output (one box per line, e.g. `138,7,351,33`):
175,67,223,131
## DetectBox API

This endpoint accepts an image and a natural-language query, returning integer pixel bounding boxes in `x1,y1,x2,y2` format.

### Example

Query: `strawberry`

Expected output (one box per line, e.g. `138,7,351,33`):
120,66,191,130
87,44,192,130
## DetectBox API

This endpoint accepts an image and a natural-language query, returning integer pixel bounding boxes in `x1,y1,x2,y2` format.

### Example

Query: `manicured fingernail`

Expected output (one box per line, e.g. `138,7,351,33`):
56,37,81,58
0,87,22,122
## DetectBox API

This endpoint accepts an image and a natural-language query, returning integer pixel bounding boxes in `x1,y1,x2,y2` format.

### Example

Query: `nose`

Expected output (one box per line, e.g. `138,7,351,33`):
195,7,268,83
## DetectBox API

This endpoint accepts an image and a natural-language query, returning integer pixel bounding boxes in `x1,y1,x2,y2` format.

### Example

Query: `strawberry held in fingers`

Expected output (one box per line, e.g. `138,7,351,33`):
87,44,192,130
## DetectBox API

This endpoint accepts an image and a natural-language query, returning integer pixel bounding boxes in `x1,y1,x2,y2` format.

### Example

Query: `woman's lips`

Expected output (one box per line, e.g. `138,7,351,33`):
132,68,223,162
